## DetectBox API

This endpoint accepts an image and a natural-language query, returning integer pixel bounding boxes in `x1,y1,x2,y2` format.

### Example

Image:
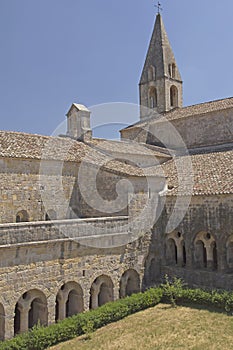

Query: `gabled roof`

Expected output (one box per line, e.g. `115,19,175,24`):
66,103,90,116
122,96,233,131
0,130,160,178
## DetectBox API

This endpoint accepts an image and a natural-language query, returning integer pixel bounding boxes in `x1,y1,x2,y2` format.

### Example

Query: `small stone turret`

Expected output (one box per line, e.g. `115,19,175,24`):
66,103,92,142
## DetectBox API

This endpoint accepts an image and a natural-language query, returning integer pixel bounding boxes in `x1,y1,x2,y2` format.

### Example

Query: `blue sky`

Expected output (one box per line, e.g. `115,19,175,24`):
0,0,233,136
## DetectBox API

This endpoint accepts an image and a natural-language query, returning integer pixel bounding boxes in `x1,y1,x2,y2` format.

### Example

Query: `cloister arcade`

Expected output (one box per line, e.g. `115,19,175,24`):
0,269,141,340
165,231,220,271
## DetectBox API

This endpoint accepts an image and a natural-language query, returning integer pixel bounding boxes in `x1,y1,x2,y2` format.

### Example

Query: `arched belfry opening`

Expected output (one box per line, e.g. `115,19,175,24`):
170,85,178,107
148,65,156,81
172,63,176,78
149,87,157,109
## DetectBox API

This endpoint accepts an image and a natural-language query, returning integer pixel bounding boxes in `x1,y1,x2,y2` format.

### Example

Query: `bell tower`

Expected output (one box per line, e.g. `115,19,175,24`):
139,13,183,119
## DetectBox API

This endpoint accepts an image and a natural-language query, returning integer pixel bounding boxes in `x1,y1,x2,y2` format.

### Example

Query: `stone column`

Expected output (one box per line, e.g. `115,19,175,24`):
47,295,57,325
56,295,66,321
19,306,29,333
206,245,214,270
90,284,99,310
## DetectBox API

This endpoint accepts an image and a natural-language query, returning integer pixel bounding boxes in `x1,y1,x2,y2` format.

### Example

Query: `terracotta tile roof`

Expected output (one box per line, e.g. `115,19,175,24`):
123,96,233,130
0,131,88,162
161,149,233,196
88,138,171,158
0,130,156,177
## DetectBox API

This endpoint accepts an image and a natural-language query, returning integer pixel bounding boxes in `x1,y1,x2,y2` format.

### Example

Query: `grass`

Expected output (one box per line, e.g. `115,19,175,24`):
49,304,233,350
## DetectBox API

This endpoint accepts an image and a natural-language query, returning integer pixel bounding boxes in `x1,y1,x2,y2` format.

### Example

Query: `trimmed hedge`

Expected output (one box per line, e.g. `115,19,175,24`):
0,287,162,350
161,276,233,313
172,288,233,312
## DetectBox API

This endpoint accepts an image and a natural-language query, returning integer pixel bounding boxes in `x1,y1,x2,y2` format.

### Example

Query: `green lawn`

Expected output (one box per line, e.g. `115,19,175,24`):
49,304,233,350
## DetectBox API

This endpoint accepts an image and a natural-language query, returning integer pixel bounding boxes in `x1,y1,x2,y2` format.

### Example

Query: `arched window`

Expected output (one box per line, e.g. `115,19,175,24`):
170,85,178,107
16,210,29,223
172,63,176,78
148,65,156,81
168,64,172,76
149,87,157,109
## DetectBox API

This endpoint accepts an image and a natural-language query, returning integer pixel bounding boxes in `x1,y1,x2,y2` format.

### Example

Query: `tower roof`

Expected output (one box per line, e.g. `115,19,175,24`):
140,13,182,84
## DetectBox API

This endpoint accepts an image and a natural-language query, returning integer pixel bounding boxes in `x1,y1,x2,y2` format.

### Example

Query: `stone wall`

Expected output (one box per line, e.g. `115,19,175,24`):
0,217,152,339
168,109,233,149
0,157,151,224
146,109,233,150
148,194,233,289
121,107,233,151
0,157,77,223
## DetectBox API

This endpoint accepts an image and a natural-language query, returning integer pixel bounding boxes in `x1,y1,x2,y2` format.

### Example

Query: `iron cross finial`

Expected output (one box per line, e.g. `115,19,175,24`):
155,2,163,14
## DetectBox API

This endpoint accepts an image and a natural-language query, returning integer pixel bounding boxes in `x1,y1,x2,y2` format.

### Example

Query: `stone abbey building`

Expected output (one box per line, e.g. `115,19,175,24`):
0,13,232,340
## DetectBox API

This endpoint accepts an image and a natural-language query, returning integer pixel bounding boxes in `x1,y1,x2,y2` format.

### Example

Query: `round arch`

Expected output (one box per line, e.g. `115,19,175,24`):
119,269,140,298
16,210,29,223
14,289,47,335
194,232,217,270
55,281,84,321
90,275,114,310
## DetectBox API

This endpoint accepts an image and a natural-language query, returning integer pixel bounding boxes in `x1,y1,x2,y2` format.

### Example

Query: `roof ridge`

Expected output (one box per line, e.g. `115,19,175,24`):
167,95,233,113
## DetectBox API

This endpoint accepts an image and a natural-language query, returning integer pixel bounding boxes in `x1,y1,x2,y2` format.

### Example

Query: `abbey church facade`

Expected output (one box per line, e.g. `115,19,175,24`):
0,13,232,340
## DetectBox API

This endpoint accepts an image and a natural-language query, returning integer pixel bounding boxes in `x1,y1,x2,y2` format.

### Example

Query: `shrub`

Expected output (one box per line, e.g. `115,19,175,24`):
161,274,186,307
160,275,233,314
